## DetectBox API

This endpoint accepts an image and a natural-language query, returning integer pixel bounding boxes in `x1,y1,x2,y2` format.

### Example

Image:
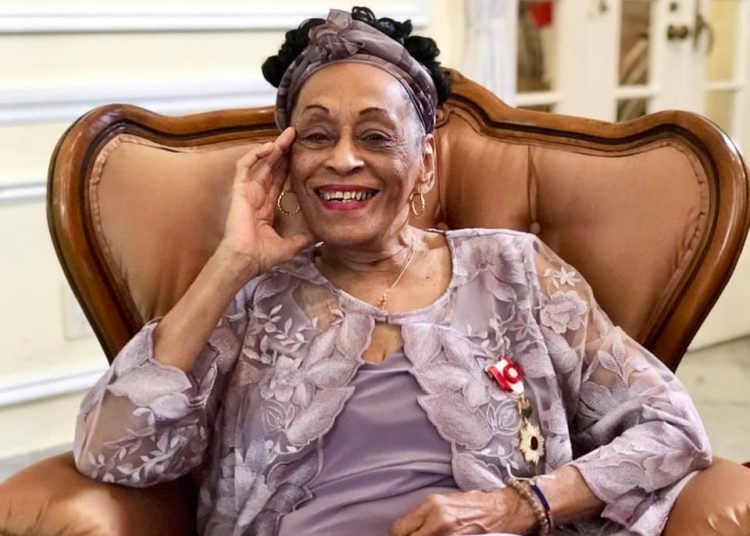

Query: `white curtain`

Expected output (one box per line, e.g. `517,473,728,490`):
462,0,516,104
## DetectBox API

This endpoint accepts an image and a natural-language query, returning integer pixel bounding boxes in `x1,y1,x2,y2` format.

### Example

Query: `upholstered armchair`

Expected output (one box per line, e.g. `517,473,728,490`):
1,70,749,535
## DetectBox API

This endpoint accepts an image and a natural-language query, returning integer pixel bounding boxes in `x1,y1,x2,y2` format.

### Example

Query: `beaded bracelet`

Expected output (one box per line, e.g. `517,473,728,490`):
504,476,550,536
529,479,555,532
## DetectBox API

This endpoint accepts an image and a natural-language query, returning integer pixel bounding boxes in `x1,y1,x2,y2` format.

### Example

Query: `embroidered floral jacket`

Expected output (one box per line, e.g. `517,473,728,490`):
74,229,711,536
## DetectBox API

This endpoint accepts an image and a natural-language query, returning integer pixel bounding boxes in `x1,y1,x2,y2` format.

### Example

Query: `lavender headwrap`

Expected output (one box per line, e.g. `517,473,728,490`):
275,9,439,133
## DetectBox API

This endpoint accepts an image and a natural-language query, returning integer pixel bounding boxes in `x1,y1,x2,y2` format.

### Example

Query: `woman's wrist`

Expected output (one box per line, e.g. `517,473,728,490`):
502,480,548,535
493,487,539,534
212,242,260,288
152,243,257,371
533,465,603,526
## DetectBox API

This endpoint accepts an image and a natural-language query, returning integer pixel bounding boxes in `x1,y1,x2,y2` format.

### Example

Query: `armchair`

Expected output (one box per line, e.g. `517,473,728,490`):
1,70,749,535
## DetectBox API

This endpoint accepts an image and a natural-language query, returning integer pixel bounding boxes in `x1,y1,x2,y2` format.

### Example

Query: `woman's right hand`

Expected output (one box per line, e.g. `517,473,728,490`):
218,127,315,278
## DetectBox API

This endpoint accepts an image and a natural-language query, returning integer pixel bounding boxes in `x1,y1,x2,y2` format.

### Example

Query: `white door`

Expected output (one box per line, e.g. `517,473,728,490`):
509,0,750,346
513,0,750,149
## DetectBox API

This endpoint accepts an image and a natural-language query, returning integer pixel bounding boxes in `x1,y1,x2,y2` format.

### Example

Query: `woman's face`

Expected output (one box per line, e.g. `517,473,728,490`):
289,62,434,249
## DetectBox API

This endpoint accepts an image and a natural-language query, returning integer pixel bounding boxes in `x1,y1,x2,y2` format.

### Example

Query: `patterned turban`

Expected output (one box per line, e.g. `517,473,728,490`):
275,9,439,133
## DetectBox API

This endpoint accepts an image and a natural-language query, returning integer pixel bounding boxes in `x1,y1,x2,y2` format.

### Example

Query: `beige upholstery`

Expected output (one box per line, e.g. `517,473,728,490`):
92,135,250,322
0,453,197,536
437,115,708,342
91,109,707,350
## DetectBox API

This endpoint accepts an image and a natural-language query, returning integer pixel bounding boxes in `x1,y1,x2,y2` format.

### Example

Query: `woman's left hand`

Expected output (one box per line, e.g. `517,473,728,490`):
388,488,538,536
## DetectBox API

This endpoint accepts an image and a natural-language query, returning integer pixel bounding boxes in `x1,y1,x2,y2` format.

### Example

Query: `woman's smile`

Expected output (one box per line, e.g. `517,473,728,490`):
314,184,381,211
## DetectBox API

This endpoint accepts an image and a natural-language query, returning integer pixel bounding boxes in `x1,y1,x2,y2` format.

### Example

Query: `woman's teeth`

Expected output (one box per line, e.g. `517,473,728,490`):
319,190,375,202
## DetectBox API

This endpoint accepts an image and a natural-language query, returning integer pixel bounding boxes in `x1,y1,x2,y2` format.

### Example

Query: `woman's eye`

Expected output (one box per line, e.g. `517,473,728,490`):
361,132,391,144
303,133,329,143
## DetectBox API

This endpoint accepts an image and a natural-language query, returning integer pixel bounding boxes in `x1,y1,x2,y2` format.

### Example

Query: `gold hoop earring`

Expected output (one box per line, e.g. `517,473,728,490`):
276,190,300,216
409,191,426,218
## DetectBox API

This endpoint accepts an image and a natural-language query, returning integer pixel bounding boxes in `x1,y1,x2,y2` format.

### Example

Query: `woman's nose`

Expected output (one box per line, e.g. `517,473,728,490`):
325,136,364,174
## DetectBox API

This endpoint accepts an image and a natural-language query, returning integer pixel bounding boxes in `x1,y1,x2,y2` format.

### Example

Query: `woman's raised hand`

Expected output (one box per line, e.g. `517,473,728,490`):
218,127,314,279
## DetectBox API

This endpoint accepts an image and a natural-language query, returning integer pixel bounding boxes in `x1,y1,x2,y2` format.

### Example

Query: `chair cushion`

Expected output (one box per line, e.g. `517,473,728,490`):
663,457,750,535
92,135,252,322
0,452,197,536
91,110,708,349
436,110,708,341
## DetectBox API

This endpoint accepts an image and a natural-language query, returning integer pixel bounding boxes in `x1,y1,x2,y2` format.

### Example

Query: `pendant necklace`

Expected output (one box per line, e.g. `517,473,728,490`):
376,237,417,309
485,356,545,465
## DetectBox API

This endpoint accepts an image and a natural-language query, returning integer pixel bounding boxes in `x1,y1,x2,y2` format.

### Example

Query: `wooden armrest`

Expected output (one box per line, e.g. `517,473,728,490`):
663,457,750,536
0,452,197,536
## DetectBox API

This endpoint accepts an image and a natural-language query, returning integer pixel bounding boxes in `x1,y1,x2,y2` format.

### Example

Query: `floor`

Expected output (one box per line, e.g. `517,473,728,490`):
1,337,748,482
675,336,750,464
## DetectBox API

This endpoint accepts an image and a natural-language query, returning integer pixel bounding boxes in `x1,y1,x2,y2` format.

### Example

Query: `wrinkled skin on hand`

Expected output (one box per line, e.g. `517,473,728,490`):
388,488,538,536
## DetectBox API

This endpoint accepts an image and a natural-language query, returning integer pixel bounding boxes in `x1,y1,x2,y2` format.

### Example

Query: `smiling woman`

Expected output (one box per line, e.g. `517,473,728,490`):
69,6,712,536
289,63,434,249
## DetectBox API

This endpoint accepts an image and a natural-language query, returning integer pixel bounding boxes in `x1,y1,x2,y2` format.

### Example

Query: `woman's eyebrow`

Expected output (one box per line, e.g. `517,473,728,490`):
358,107,395,119
297,105,330,122
301,104,329,114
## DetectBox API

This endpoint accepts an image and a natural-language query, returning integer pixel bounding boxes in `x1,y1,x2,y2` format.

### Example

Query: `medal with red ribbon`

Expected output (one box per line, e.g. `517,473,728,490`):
484,356,545,465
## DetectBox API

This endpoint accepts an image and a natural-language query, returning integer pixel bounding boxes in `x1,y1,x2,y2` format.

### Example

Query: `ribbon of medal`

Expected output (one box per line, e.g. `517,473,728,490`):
484,356,545,465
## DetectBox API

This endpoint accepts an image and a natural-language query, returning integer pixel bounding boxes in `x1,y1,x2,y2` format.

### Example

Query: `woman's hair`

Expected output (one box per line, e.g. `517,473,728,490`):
262,6,452,106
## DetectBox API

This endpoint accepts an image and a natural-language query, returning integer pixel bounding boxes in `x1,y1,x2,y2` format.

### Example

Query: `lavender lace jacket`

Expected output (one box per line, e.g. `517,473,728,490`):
74,229,711,536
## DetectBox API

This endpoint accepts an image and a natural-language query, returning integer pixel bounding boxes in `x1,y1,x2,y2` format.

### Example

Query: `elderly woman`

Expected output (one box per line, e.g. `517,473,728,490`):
73,7,711,536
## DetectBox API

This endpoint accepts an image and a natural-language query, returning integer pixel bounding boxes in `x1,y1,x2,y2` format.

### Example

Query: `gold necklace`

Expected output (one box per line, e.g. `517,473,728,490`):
376,237,417,309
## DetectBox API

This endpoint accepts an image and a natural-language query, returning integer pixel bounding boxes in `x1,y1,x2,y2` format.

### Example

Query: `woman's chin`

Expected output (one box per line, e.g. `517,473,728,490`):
299,199,410,249
316,233,376,249
309,223,383,249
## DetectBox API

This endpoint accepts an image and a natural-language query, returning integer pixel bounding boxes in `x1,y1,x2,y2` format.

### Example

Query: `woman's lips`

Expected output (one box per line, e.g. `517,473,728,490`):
314,185,379,211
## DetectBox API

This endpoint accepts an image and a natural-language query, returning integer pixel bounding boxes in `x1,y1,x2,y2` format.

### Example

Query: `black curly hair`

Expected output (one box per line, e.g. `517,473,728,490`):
262,6,451,106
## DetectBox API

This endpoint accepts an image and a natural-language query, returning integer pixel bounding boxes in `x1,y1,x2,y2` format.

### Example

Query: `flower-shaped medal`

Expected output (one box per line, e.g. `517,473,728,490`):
484,356,545,465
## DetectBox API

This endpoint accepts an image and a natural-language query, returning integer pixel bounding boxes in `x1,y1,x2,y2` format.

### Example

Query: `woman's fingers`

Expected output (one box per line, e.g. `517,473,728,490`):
275,126,296,151
234,127,294,183
270,163,290,201
235,142,272,173
243,146,280,186
242,128,295,192
229,128,296,227
257,127,295,173
390,502,430,536
285,231,316,253
264,129,295,188
232,143,271,194
408,517,446,536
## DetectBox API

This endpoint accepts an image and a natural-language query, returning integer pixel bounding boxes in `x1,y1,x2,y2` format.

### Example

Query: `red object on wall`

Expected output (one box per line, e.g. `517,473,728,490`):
529,2,553,28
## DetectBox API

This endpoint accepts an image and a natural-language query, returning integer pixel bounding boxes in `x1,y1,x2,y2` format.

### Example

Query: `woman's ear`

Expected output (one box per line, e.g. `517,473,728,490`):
418,133,437,193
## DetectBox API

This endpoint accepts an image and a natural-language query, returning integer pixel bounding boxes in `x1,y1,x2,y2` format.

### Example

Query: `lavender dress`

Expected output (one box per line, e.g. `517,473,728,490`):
278,349,460,535
73,229,711,536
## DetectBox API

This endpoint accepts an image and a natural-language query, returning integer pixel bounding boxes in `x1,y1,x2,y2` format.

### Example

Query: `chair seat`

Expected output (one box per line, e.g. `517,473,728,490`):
1,453,748,535
0,452,197,536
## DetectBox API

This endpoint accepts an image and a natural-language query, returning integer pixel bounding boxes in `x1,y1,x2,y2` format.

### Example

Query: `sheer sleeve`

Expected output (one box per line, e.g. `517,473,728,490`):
73,286,251,487
529,236,711,535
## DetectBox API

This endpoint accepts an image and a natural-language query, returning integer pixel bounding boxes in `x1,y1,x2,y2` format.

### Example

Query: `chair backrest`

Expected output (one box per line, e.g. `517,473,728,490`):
47,70,749,370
